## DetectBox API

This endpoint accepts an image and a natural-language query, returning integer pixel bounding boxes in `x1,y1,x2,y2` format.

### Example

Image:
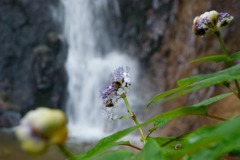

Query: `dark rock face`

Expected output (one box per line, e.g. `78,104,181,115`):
0,0,67,127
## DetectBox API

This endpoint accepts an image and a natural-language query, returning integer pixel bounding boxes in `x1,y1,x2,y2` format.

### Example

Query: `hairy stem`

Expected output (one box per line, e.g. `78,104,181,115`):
215,31,240,98
121,95,146,144
215,31,229,56
58,144,78,160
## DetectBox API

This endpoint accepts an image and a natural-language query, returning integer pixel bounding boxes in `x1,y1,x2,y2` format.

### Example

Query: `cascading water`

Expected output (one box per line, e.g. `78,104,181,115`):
61,0,139,141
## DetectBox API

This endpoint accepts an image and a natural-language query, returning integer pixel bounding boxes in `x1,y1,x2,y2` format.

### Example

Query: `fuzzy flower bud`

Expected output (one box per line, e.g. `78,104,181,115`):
217,12,234,28
15,107,68,154
192,10,233,36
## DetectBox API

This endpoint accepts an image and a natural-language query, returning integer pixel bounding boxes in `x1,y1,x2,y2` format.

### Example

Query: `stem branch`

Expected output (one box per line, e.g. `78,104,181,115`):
204,114,227,121
216,31,240,98
120,143,142,151
122,95,146,144
58,144,78,160
215,31,229,56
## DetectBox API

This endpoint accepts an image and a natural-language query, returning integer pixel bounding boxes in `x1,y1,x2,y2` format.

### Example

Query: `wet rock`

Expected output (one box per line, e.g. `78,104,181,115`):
0,0,67,127
0,110,20,127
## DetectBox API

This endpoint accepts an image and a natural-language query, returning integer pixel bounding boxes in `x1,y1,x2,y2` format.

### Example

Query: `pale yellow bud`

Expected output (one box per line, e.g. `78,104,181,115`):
15,107,68,154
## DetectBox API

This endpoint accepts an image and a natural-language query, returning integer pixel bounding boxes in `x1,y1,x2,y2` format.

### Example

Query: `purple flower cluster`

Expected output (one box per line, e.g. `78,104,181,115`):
192,10,233,36
217,12,234,28
101,67,131,107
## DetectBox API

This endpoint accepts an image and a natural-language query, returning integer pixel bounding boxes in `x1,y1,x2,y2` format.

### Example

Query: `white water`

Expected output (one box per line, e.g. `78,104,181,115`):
61,0,139,141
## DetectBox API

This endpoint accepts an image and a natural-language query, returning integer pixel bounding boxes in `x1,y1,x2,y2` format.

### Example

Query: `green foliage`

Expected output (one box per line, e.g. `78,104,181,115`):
77,106,208,159
135,139,162,160
18,10,240,160
90,116,240,159
148,117,173,132
192,92,233,107
78,132,136,159
147,64,240,107
190,54,229,63
68,11,240,160
230,51,240,60
163,116,240,159
91,150,134,160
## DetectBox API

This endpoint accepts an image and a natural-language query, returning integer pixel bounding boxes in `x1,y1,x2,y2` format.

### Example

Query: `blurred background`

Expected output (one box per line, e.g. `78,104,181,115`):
0,0,240,159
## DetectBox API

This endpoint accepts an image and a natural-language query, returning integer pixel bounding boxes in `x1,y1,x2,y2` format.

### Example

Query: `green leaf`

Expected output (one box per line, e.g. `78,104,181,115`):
142,106,208,127
193,92,233,107
190,55,229,63
177,64,240,87
165,116,240,160
91,150,134,160
230,51,240,60
177,74,212,87
147,64,240,107
78,131,136,160
135,139,163,160
146,106,207,135
148,117,173,132
78,106,208,160
148,136,186,156
150,136,180,146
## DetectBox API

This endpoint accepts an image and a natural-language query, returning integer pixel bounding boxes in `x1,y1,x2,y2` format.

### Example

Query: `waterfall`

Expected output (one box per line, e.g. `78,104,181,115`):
61,0,139,141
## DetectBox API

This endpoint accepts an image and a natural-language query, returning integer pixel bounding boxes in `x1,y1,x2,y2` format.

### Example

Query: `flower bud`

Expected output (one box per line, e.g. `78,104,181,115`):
192,10,219,36
217,12,234,28
192,10,233,36
15,107,68,154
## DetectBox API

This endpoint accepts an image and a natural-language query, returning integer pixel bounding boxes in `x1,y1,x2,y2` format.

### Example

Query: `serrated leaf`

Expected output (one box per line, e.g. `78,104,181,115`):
190,55,229,63
147,64,240,107
193,92,233,107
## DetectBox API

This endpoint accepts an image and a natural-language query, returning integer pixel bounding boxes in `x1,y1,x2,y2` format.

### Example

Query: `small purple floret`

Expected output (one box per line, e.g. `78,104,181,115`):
100,66,131,107
219,12,231,20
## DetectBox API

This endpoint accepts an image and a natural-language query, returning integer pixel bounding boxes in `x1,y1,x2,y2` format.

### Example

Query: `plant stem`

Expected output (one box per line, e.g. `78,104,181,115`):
224,155,240,160
205,114,227,121
121,95,146,144
215,31,240,98
58,144,78,160
120,143,142,151
215,31,229,56
161,133,188,147
234,80,240,98
223,84,239,98
146,129,156,139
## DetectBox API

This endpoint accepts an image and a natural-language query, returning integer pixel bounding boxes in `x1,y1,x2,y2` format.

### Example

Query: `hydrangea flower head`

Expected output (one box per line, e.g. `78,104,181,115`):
101,66,131,107
192,10,233,36
15,107,68,154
